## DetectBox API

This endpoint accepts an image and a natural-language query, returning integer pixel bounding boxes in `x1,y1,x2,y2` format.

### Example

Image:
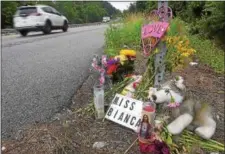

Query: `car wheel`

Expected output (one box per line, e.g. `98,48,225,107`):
19,30,28,37
43,20,52,34
62,21,68,32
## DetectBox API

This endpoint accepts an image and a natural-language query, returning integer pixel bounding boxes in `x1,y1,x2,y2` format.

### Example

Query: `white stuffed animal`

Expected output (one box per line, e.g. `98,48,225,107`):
148,76,216,140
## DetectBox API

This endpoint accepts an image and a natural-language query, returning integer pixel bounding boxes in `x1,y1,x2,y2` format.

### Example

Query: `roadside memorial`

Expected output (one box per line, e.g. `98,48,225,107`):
91,50,137,119
89,1,224,154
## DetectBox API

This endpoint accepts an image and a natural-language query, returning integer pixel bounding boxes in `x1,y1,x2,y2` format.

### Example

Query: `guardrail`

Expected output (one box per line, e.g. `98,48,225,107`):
1,22,103,35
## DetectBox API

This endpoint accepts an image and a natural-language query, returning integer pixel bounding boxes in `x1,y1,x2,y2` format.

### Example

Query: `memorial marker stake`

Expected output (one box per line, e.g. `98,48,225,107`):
154,1,170,87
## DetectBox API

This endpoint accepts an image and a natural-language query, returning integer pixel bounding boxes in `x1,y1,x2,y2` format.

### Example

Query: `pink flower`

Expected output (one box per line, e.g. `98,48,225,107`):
167,102,180,108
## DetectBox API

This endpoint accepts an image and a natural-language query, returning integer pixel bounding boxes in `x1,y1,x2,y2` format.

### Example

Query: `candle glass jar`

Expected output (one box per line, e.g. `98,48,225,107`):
93,82,105,119
142,101,156,126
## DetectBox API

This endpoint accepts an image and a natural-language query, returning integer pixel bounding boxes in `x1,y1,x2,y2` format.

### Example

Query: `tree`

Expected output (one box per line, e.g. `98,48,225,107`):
136,1,148,12
1,1,119,28
1,1,18,28
84,4,107,22
127,3,137,13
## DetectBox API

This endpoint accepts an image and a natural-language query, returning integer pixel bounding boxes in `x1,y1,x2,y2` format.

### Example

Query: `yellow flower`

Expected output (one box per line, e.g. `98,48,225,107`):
186,49,193,54
154,48,159,54
191,49,196,53
167,38,173,44
185,48,196,55
179,41,183,45
176,44,182,51
120,49,136,57
179,48,186,53
181,53,190,57
114,55,127,65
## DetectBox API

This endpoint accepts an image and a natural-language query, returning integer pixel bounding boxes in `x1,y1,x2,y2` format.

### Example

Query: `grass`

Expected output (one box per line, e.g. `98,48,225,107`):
189,35,224,73
104,14,224,74
104,13,145,56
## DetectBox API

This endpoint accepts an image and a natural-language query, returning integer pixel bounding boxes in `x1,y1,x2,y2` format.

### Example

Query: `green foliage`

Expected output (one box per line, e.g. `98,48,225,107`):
189,35,224,73
1,1,19,28
125,2,224,73
166,18,224,73
104,14,144,56
199,2,225,43
105,11,224,74
135,1,225,47
84,4,107,23
1,1,121,28
172,1,225,47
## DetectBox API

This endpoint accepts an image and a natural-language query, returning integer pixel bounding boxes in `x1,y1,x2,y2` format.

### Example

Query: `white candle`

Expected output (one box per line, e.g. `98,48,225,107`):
94,83,105,119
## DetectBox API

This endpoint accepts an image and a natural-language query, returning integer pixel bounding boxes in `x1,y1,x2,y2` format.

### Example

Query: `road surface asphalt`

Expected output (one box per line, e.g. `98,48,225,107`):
2,24,108,139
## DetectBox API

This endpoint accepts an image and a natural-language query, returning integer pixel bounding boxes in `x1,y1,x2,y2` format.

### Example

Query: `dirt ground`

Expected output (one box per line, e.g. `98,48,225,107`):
1,53,224,154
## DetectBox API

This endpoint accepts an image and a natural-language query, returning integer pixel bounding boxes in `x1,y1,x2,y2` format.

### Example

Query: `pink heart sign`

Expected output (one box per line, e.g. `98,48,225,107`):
141,22,169,39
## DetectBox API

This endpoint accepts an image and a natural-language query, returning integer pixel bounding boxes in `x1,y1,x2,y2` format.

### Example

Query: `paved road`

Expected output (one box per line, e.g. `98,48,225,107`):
2,25,108,139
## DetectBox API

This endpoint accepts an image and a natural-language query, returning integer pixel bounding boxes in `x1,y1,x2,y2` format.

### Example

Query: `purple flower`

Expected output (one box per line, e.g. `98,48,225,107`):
107,58,119,65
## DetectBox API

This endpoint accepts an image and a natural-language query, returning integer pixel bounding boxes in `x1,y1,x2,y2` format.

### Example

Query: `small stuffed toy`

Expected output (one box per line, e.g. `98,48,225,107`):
148,76,216,140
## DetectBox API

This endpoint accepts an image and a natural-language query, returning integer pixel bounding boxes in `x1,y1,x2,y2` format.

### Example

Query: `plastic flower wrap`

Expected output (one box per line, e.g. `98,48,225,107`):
121,75,142,98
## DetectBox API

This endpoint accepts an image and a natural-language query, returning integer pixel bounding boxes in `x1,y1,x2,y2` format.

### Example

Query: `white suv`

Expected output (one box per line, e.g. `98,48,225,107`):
13,5,69,37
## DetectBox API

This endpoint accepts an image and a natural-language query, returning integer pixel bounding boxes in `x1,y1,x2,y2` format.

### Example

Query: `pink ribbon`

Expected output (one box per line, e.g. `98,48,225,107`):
99,72,105,85
92,57,106,86
101,55,107,67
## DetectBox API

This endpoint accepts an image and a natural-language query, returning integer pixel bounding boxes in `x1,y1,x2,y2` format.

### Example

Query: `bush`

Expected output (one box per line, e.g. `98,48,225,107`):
189,35,224,73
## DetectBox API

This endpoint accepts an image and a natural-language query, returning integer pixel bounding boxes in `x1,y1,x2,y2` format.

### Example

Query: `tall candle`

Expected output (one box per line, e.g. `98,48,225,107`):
142,102,156,125
93,83,105,119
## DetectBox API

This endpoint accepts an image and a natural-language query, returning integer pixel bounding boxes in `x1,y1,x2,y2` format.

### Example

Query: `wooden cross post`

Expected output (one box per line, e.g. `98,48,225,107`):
154,1,169,87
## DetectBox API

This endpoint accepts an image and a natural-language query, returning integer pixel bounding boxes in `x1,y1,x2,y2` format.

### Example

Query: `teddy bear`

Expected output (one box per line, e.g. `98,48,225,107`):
148,76,216,140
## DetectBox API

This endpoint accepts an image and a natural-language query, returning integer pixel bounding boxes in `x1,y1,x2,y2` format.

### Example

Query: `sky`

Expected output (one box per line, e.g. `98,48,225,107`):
109,1,135,11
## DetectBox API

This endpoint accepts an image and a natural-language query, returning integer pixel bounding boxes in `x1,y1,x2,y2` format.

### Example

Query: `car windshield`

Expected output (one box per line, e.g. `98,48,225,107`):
18,7,37,15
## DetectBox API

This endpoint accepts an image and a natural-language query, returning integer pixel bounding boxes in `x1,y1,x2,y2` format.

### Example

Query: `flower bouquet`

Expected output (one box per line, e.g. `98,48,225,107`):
91,49,137,85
